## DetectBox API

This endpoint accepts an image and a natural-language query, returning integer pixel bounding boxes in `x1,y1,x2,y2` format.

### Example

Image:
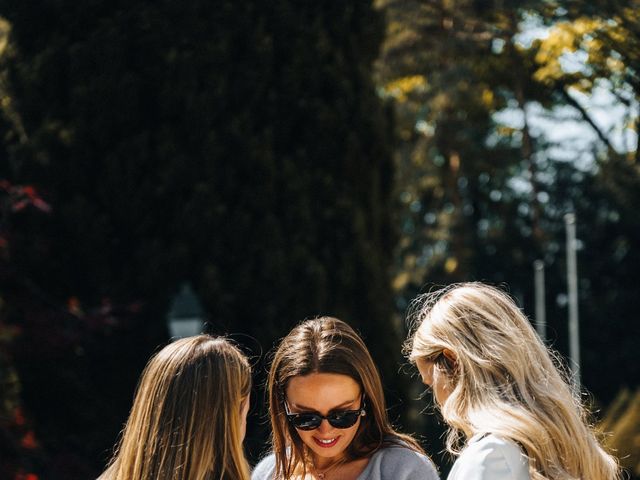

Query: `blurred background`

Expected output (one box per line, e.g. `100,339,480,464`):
0,0,638,479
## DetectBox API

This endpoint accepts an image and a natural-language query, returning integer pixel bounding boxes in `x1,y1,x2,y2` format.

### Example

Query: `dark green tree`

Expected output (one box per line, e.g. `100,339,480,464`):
0,0,401,477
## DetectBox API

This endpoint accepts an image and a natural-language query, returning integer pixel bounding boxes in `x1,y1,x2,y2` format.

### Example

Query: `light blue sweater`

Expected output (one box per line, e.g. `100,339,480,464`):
251,442,440,480
448,433,530,480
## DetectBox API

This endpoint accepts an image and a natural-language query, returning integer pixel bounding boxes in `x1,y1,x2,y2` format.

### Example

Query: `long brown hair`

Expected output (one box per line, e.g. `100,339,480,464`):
99,335,251,480
267,316,423,479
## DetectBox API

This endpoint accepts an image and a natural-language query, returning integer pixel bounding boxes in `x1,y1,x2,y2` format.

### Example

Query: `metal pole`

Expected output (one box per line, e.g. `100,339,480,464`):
565,213,581,390
533,260,546,342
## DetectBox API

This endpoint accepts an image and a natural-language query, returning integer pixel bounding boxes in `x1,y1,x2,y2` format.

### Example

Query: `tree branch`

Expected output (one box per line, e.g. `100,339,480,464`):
560,86,617,154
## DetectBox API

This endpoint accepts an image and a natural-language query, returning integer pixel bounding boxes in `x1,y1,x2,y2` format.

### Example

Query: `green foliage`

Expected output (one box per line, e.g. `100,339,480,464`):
377,0,640,474
378,0,553,292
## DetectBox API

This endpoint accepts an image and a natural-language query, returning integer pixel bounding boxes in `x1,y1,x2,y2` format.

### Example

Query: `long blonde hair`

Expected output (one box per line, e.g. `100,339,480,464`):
267,317,425,479
407,282,620,480
99,335,251,480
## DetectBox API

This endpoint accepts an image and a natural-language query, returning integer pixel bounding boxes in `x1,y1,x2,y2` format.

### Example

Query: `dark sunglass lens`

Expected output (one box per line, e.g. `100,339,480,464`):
328,411,360,428
292,414,322,430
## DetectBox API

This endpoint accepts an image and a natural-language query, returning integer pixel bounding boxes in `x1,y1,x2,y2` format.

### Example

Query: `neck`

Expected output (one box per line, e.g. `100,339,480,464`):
313,454,345,471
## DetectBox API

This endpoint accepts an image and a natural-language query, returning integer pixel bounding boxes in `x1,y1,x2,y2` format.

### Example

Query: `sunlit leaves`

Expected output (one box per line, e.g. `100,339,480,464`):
532,15,634,89
382,74,427,102
533,19,588,83
0,17,9,55
536,2,640,102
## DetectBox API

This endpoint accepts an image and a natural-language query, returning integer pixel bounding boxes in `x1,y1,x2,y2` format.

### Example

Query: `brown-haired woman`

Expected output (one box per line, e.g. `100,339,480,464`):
252,316,439,480
99,334,252,480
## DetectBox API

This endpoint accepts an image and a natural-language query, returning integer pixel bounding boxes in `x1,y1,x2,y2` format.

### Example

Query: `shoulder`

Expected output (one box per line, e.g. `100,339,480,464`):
361,442,439,480
251,452,277,480
448,434,530,480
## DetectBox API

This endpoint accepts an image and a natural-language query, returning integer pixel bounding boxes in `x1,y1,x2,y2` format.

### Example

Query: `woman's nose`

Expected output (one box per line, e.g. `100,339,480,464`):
317,418,333,433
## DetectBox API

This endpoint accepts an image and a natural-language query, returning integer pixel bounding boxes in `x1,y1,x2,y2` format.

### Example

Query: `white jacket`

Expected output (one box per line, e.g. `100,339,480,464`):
448,433,530,480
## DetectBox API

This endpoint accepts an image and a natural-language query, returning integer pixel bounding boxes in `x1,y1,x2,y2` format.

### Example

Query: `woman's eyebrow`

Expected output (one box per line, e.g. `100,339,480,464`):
292,398,358,411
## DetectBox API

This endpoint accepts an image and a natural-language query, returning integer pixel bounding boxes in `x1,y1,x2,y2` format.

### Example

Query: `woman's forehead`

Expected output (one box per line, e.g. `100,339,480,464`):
285,372,361,410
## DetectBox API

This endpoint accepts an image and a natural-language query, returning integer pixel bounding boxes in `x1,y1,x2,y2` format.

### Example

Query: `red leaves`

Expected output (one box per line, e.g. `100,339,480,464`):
20,431,38,450
1,409,42,480
0,180,52,254
14,472,39,480
30,198,52,213
67,297,83,317
21,186,36,197
11,199,30,212
14,407,26,426
0,180,52,214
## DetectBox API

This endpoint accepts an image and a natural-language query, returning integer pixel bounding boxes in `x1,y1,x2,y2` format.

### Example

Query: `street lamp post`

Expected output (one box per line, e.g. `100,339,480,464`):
533,259,546,343
565,213,580,391
167,283,205,339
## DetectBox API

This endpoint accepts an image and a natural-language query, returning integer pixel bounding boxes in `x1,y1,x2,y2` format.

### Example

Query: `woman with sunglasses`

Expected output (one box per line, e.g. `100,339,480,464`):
407,283,620,480
252,316,439,480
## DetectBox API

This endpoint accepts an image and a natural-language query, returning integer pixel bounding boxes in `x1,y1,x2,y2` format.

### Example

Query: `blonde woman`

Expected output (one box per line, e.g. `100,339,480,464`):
99,334,252,480
252,316,439,480
406,282,620,480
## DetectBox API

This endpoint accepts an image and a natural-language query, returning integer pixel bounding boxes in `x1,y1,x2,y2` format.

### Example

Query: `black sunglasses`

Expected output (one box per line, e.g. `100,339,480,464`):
283,396,366,431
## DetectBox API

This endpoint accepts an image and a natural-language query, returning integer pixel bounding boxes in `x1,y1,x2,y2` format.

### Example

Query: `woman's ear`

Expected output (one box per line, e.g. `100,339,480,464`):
442,348,457,366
